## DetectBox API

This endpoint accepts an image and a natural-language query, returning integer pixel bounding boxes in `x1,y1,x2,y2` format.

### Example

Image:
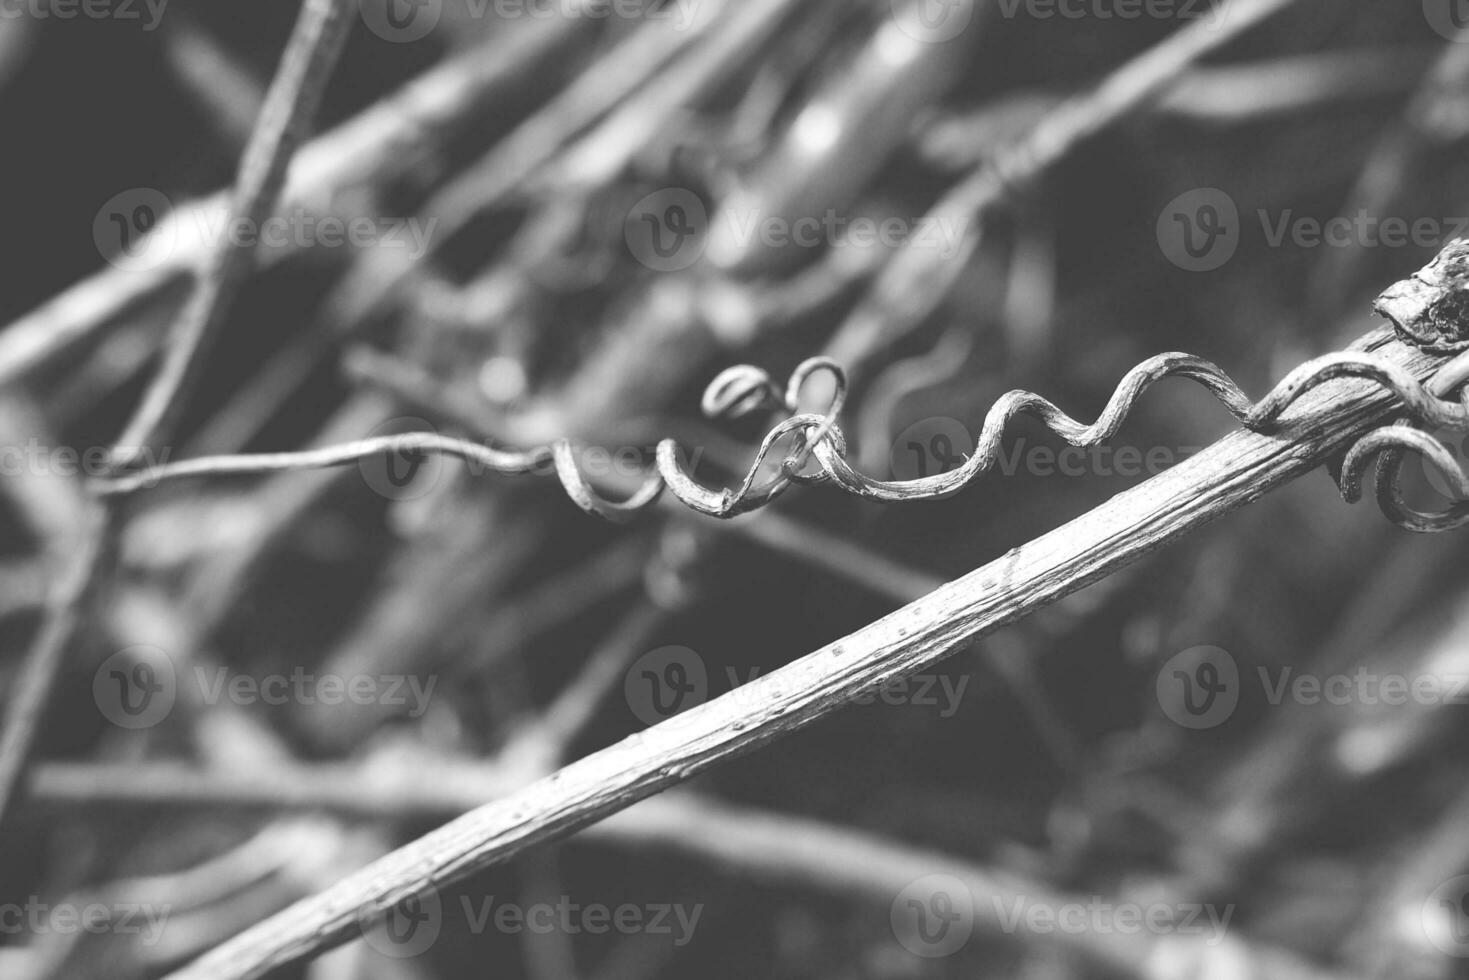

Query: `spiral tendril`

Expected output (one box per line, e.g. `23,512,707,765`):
93,347,1469,532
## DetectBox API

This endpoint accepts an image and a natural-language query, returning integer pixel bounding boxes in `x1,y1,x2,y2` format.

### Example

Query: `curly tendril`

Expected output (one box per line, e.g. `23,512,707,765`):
93,348,1469,532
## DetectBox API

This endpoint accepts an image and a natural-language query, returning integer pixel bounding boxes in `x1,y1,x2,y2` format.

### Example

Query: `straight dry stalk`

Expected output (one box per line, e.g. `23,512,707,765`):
164,326,1450,980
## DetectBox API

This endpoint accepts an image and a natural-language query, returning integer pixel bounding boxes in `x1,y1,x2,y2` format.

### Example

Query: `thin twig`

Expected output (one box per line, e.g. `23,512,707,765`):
0,15,586,387
0,505,112,823
0,394,89,557
544,0,802,190
305,536,649,743
0,0,355,831
825,0,1309,373
425,0,730,241
1303,39,1469,330
151,326,1450,980
342,342,953,599
243,0,735,405
499,597,674,776
918,46,1434,171
110,0,355,463
180,394,400,635
29,760,1346,980
1176,542,1469,902
162,14,267,152
95,433,549,496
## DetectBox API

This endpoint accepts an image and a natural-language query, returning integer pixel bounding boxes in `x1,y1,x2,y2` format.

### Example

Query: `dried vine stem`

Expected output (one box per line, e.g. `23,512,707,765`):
160,326,1453,980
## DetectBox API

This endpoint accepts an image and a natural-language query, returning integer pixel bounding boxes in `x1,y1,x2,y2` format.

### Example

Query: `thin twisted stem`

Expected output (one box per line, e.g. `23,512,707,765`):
93,347,1469,526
